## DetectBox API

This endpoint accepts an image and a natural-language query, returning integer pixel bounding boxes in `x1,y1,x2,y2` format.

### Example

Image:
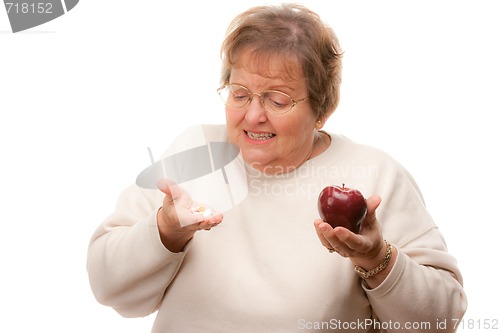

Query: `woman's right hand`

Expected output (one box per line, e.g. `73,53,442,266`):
156,179,223,252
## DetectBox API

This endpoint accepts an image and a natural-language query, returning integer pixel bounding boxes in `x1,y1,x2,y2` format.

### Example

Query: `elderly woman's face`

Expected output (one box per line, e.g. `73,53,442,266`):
225,52,320,174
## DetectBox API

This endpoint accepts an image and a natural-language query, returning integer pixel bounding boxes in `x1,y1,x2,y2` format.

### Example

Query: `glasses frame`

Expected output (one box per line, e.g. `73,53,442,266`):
217,82,308,115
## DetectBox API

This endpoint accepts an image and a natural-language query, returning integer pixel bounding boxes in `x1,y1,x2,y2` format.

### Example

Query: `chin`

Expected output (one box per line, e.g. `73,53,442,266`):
241,150,271,170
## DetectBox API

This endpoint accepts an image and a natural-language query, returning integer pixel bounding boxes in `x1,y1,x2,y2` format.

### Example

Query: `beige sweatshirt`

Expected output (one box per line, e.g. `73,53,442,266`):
87,127,466,332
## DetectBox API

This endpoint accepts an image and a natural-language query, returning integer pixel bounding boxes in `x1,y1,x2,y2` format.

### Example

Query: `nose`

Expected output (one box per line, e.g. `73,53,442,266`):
244,94,268,124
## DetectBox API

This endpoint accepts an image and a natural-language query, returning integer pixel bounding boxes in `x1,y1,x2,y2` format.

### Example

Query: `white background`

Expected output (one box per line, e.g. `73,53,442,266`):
1,0,498,331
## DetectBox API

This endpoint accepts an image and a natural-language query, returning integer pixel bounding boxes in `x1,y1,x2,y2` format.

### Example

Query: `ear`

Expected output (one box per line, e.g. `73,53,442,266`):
315,118,325,130
316,112,333,130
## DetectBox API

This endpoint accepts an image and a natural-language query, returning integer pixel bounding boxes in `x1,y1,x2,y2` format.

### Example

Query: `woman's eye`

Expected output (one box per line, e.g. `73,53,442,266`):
231,89,249,101
233,94,248,101
266,93,290,108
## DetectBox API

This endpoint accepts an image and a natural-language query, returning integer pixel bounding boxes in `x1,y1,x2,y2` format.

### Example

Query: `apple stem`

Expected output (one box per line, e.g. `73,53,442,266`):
342,183,345,189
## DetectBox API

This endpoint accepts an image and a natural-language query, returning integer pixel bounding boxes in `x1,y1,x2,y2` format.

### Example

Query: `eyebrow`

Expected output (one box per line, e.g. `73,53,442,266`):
229,81,296,94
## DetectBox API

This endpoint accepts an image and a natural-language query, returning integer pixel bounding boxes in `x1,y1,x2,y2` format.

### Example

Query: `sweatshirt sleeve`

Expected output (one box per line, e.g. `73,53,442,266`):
364,158,467,332
86,185,188,318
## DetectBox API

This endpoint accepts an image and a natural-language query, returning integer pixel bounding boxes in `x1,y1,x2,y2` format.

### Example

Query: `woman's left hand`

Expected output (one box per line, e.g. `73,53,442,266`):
314,194,396,287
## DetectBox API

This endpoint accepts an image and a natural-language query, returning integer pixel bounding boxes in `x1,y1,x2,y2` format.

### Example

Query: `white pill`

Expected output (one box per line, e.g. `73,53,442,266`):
202,209,213,218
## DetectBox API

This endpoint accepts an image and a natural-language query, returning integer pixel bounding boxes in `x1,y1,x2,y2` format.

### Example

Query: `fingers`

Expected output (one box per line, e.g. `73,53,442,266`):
314,219,350,255
364,194,382,225
156,179,182,202
314,220,357,257
314,219,332,248
357,194,383,238
190,214,224,231
156,179,185,227
366,194,382,212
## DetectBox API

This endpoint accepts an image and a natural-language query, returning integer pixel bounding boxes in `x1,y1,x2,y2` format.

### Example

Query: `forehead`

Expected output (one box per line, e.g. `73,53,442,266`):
231,48,304,83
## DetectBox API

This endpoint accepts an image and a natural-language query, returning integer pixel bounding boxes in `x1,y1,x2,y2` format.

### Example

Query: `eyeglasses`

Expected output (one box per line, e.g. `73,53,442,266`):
217,83,308,115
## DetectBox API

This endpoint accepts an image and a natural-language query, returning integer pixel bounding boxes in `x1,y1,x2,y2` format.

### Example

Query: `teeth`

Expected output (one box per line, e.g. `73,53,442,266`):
246,131,275,140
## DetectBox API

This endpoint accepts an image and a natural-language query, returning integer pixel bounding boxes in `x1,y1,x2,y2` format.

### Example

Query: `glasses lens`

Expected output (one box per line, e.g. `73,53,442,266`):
262,91,293,114
218,84,296,114
220,84,249,108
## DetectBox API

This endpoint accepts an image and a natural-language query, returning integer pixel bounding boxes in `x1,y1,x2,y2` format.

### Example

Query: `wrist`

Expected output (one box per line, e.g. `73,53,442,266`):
352,240,393,279
350,240,386,270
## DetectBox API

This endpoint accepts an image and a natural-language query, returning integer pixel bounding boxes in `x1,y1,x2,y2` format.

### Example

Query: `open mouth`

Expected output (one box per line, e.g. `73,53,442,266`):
245,131,276,141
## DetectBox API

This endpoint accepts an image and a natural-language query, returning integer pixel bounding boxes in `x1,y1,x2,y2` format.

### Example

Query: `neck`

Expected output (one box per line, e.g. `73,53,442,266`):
309,130,330,160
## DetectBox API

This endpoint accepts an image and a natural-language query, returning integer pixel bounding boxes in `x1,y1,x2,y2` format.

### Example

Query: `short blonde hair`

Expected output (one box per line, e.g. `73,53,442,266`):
220,4,343,120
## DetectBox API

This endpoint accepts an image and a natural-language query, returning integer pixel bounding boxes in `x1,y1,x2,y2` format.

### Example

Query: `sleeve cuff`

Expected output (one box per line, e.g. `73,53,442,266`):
362,244,405,297
146,210,192,259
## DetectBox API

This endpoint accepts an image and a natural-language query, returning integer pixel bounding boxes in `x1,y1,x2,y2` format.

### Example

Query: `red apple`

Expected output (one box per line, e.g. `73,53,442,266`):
317,184,367,234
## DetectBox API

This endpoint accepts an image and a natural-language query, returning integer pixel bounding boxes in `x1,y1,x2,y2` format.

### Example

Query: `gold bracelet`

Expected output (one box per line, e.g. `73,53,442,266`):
354,240,392,279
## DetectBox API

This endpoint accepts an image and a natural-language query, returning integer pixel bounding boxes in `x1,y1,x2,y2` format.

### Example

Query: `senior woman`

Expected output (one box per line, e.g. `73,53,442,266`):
87,4,466,332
